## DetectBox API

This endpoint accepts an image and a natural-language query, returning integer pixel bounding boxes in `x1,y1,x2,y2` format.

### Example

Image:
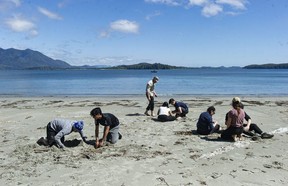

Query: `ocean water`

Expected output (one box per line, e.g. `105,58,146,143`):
0,68,287,96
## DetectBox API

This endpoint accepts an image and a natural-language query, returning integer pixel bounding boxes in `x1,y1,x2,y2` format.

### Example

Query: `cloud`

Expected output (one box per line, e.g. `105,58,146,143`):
147,0,249,17
144,0,180,6
216,0,247,10
202,3,223,17
57,0,70,8
188,0,208,6
38,7,63,20
99,31,110,38
110,20,139,34
0,0,21,11
145,11,162,20
5,16,38,36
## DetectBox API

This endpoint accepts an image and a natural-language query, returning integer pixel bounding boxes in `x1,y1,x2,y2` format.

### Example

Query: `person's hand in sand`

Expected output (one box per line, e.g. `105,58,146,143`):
95,138,105,148
95,139,100,148
82,136,89,144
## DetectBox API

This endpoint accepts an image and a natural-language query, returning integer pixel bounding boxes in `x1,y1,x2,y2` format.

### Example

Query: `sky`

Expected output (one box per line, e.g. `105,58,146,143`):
0,0,288,67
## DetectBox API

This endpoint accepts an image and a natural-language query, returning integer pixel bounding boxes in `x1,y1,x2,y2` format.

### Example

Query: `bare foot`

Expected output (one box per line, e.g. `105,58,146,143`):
238,135,243,141
232,135,237,142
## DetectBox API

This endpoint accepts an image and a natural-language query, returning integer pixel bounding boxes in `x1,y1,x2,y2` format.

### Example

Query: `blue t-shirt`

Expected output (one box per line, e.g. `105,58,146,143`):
175,102,188,112
196,112,214,132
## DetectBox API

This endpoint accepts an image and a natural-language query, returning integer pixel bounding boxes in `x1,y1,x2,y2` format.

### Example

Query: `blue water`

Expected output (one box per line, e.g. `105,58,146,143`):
0,69,287,96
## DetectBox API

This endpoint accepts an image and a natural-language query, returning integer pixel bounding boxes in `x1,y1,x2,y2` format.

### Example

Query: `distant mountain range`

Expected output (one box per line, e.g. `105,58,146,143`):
108,62,187,69
1,48,287,69
0,48,71,69
243,63,288,69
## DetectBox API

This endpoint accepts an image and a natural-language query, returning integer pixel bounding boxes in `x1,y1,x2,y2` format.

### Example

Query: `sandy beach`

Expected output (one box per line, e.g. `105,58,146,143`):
0,95,288,186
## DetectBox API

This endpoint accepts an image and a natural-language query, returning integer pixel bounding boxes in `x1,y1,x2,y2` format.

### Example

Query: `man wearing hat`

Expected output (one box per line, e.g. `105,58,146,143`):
145,76,159,116
37,119,88,149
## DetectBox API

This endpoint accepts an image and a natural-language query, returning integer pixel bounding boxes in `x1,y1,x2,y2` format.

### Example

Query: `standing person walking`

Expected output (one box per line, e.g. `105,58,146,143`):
145,76,159,116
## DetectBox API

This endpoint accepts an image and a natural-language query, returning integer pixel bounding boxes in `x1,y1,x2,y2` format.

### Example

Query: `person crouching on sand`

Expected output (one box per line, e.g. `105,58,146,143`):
90,107,122,148
169,98,189,118
37,119,88,149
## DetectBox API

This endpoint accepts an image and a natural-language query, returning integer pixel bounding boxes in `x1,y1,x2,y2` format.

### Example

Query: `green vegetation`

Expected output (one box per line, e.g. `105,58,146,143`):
108,62,188,70
244,63,288,69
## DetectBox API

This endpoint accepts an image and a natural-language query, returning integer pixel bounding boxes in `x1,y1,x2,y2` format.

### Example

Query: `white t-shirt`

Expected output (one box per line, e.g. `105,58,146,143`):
146,80,155,97
158,106,171,116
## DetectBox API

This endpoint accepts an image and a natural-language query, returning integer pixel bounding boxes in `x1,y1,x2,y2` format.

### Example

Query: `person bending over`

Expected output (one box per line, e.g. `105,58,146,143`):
37,119,87,149
169,98,189,118
90,107,122,148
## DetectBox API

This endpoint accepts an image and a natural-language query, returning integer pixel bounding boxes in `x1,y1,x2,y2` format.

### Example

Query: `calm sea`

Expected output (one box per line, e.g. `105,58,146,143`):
0,69,287,96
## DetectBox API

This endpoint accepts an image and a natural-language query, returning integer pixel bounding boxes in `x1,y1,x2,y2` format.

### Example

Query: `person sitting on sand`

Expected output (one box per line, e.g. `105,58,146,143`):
221,97,245,142
90,107,122,148
169,98,189,118
157,102,176,122
144,76,159,116
37,119,88,149
225,102,274,139
196,106,220,135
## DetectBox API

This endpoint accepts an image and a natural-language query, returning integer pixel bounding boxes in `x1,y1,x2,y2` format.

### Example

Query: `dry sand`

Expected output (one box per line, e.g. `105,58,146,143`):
0,96,288,186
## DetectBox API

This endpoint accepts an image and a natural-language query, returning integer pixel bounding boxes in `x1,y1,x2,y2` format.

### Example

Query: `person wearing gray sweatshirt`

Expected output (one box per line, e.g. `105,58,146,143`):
37,119,87,148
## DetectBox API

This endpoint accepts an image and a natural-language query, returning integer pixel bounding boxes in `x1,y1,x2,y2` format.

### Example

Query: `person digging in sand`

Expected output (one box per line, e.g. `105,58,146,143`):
37,119,88,149
90,107,122,148
169,98,189,118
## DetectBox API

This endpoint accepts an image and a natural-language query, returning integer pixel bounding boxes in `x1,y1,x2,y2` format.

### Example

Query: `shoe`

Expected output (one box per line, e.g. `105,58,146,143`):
261,132,274,139
251,136,259,141
144,111,150,116
118,132,122,140
37,137,48,146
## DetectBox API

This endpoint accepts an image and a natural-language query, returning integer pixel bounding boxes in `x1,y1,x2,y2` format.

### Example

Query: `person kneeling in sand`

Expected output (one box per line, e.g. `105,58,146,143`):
221,97,245,142
169,98,189,118
157,102,176,122
37,119,88,149
196,106,220,135
90,107,122,148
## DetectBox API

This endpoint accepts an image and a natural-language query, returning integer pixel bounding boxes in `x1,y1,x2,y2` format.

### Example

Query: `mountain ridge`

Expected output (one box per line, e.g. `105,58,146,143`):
0,48,71,69
1,48,288,69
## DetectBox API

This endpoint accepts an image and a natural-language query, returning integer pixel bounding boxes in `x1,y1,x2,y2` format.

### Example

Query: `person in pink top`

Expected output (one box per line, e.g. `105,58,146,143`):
221,97,245,142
